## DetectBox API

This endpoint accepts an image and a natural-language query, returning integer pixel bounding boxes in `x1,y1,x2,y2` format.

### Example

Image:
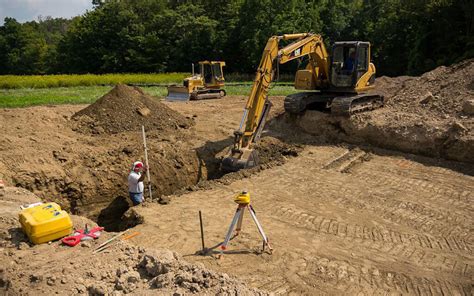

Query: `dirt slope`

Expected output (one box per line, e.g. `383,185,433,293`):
378,58,474,117
293,59,474,163
0,90,298,231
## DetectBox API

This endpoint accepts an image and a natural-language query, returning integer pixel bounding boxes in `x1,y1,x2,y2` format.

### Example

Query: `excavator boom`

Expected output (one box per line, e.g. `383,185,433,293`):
221,32,382,172
222,33,328,171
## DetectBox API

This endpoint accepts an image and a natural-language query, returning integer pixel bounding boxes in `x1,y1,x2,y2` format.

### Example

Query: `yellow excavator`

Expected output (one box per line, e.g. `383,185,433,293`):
221,33,383,172
166,61,226,101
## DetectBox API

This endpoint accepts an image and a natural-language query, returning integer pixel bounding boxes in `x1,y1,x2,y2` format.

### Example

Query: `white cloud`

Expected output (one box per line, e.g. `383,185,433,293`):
0,0,93,25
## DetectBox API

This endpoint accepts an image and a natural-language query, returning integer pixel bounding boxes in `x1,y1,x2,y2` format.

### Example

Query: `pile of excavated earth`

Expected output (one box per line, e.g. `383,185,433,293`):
293,58,474,162
71,85,193,134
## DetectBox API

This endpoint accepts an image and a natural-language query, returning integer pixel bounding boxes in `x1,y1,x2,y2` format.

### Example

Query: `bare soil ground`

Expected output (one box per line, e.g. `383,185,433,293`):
130,144,473,295
0,60,473,295
0,187,267,295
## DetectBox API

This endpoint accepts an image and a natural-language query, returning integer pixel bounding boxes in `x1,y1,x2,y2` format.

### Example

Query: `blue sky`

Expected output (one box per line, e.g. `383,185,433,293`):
0,0,93,25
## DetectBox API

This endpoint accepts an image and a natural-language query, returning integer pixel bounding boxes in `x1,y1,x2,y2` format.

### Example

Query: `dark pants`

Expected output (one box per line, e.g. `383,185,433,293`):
129,192,143,206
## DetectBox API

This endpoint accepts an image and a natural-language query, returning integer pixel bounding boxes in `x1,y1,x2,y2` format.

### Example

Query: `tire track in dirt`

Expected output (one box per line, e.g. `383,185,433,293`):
271,205,473,278
322,148,370,173
299,255,471,295
129,145,473,295
332,188,473,242
375,157,474,182
266,155,473,247
352,169,473,209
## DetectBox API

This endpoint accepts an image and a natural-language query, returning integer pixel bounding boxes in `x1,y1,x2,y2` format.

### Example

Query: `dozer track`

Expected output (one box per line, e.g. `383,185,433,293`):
284,92,384,116
191,89,226,100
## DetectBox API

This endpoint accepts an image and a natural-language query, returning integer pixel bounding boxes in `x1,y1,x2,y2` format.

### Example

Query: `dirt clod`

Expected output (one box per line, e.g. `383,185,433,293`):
463,99,474,115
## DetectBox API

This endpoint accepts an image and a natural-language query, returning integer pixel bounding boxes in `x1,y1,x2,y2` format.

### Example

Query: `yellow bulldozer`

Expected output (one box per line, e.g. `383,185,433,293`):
166,61,226,101
221,33,384,172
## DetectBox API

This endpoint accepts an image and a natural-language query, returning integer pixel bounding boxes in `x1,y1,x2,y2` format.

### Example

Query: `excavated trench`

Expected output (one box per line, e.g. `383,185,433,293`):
4,85,300,232
95,136,300,232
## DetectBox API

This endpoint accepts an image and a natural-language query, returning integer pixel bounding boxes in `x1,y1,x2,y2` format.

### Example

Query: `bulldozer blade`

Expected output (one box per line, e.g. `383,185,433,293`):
166,86,191,101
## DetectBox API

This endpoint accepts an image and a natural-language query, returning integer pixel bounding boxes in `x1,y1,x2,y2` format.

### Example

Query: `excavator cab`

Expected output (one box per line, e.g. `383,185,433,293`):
200,61,225,87
330,42,372,91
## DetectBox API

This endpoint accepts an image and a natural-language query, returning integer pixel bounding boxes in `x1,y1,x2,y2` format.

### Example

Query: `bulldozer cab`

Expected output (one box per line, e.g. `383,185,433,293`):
199,61,225,87
330,42,370,90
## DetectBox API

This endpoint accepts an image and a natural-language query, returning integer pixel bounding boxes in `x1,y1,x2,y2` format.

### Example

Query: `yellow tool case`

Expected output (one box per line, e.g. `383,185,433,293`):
19,202,73,244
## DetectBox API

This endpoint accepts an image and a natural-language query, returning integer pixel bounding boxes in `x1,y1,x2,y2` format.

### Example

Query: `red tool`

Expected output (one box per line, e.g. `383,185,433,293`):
62,225,104,247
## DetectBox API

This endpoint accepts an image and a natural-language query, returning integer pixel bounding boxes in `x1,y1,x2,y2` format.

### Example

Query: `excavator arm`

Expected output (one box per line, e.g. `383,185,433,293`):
222,33,329,172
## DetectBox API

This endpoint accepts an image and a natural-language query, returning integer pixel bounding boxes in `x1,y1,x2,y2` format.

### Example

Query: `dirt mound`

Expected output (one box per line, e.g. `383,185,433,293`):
290,60,474,163
72,84,193,134
2,241,267,295
376,59,474,117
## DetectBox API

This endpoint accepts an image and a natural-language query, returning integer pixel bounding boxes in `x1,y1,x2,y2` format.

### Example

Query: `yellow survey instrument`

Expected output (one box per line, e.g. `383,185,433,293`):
221,33,383,172
166,61,226,101
234,191,251,204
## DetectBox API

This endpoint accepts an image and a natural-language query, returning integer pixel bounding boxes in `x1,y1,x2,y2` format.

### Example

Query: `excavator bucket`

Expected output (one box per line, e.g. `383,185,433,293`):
221,148,260,172
166,85,191,101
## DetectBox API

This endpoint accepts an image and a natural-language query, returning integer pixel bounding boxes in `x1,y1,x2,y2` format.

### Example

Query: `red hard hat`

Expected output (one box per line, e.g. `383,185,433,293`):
132,161,143,170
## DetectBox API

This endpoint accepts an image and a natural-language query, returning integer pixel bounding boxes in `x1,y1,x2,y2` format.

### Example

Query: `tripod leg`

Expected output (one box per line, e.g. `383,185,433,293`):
236,205,245,234
221,208,242,251
248,205,273,252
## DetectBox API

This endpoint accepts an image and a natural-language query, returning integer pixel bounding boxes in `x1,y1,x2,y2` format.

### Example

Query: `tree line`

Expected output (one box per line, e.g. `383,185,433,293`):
0,0,472,77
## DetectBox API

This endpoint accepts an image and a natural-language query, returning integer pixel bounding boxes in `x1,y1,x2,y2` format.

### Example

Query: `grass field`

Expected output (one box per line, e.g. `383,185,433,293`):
0,73,189,89
0,85,296,108
0,73,294,89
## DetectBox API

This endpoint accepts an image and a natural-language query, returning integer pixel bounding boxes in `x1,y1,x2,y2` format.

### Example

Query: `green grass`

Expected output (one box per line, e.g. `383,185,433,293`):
0,73,295,89
0,85,297,108
0,73,189,89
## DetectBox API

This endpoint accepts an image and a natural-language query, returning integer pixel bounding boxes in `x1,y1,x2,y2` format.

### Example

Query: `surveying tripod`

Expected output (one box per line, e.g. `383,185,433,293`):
219,191,273,256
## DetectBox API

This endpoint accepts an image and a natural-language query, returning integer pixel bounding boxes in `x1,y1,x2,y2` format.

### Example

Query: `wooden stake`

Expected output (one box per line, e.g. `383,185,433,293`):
93,229,129,254
141,125,153,200
199,211,205,253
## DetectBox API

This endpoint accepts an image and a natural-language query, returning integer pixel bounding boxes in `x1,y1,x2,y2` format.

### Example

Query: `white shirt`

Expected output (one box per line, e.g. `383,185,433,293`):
128,171,144,193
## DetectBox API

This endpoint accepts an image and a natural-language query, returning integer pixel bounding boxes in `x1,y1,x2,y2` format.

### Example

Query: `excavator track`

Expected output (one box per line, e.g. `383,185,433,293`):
284,92,384,116
331,93,384,116
283,93,310,114
284,92,334,114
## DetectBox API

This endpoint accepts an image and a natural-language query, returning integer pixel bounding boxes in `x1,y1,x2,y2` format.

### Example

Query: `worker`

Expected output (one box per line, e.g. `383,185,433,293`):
128,161,147,206
343,50,356,72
